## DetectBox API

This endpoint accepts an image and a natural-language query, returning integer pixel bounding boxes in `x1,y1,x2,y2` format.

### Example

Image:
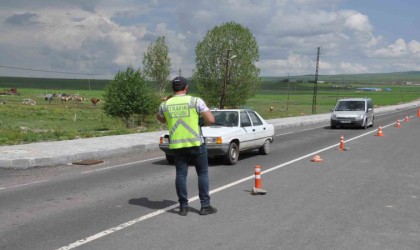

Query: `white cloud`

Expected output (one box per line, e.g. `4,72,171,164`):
373,39,408,57
344,13,372,33
408,40,420,54
339,62,368,74
367,38,420,73
36,13,144,70
0,0,418,78
257,53,316,76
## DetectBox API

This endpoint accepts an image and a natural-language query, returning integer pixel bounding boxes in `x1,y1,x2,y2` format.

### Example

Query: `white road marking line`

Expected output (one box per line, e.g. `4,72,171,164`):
275,125,326,137
0,179,49,190
56,121,396,250
81,157,165,174
56,203,180,250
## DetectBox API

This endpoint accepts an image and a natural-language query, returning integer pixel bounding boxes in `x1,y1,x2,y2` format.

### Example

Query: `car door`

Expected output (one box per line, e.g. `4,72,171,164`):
239,111,256,150
366,100,374,125
247,110,269,147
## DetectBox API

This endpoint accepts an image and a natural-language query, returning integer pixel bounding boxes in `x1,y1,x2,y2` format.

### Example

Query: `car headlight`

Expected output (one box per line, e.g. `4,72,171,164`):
331,114,337,119
205,137,222,144
357,114,365,119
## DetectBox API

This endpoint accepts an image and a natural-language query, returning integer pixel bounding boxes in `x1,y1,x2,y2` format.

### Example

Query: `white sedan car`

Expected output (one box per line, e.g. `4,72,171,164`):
159,109,274,165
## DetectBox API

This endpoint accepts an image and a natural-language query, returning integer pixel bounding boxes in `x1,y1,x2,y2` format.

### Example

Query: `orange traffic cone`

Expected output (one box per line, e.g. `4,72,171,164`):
405,116,409,122
252,165,267,195
395,120,401,128
339,135,345,151
375,126,384,136
310,155,324,162
254,165,261,189
418,108,420,117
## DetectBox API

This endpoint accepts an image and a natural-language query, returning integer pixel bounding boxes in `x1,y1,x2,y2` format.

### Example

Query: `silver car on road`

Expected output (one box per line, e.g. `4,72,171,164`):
159,109,275,165
330,98,375,129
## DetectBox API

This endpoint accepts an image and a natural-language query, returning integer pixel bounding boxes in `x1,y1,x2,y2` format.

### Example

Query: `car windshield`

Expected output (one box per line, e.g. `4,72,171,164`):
335,101,365,111
211,111,239,127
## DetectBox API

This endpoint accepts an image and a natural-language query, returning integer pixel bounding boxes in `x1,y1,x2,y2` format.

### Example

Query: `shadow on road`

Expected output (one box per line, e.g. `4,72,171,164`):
128,197,177,209
128,197,203,215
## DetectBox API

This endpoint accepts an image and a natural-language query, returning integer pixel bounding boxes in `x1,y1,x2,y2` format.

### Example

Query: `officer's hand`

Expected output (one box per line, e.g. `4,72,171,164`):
198,117,205,126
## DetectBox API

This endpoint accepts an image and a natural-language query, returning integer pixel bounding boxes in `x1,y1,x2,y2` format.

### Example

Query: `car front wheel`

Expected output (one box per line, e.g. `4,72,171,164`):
224,142,239,165
363,119,368,129
259,139,271,155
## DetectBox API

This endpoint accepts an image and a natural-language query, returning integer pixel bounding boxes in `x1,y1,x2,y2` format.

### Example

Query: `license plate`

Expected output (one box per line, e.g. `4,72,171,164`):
340,121,351,124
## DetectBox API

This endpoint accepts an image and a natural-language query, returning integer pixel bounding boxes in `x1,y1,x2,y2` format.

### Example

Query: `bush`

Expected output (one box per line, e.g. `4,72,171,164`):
102,67,160,128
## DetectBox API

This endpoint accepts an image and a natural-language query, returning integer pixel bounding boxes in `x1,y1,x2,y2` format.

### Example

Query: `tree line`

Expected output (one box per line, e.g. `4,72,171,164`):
102,22,261,128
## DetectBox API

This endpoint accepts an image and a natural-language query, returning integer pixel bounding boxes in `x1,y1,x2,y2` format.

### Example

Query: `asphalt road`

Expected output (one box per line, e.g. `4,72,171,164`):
0,108,419,250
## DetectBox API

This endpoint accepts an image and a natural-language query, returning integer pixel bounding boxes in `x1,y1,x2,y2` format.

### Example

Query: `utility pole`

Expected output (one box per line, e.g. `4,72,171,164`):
220,49,232,109
312,47,320,114
286,73,290,112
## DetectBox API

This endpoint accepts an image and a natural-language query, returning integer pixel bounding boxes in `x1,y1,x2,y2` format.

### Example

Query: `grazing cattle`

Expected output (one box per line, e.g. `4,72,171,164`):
22,99,36,105
91,98,101,106
45,94,54,104
60,94,72,104
72,95,85,104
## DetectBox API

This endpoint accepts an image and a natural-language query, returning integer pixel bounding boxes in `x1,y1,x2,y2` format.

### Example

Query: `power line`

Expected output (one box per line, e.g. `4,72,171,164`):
0,65,112,76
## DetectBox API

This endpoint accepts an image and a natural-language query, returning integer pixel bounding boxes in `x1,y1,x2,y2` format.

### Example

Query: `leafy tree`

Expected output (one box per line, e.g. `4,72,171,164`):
142,36,171,97
102,67,159,128
193,21,261,108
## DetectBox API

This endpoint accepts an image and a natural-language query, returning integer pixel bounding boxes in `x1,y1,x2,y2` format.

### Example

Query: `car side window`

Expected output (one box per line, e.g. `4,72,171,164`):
248,111,263,126
240,111,252,127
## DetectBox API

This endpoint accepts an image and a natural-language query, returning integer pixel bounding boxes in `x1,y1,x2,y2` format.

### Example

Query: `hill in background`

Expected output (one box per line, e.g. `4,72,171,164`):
0,77,110,91
263,71,420,84
0,71,419,91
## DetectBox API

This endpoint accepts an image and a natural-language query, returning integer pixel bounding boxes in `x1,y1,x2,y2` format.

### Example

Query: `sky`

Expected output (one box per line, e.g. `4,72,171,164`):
0,0,418,79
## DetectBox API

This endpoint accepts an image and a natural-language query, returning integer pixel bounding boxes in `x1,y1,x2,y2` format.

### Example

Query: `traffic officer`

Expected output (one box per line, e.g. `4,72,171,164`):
156,76,217,216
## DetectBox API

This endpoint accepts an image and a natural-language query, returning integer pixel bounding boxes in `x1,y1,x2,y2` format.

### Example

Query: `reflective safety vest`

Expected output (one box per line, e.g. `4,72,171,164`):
161,95,201,149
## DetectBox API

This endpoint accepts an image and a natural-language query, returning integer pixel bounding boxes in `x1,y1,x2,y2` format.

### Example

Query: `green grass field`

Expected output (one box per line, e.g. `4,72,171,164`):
249,81,420,119
1,73,420,146
0,88,164,145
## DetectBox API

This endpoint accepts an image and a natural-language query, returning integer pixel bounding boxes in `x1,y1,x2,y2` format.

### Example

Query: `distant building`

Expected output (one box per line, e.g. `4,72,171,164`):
403,82,420,85
356,87,382,92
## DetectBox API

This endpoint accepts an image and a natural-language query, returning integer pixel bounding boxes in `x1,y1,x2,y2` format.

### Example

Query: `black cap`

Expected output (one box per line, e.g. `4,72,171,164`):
172,76,188,91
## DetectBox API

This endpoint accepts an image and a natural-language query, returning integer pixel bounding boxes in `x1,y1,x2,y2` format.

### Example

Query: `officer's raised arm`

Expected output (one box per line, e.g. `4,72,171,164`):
201,110,214,126
156,113,166,123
